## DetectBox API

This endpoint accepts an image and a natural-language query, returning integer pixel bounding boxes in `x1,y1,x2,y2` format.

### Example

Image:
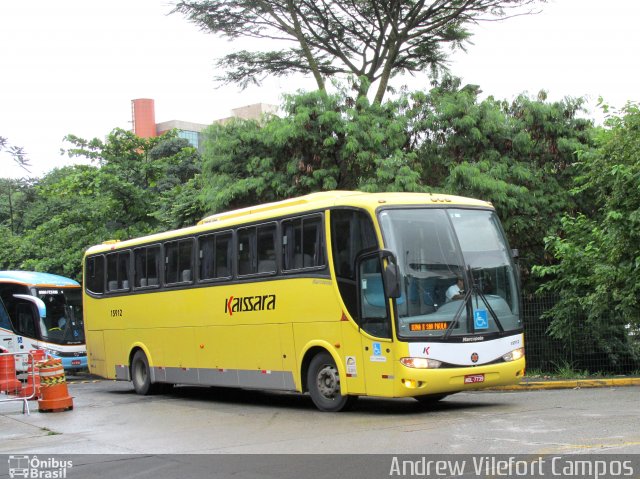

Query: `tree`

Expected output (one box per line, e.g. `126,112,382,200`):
533,103,640,370
199,89,421,213
64,128,205,232
173,0,542,103
0,178,35,234
399,77,594,288
0,129,206,279
0,135,31,172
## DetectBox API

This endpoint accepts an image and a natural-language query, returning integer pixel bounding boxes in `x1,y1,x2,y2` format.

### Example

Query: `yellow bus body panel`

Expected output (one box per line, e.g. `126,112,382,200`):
84,191,524,401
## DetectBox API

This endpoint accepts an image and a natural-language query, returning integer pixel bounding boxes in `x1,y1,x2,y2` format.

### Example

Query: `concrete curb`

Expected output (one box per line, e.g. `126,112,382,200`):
494,377,640,391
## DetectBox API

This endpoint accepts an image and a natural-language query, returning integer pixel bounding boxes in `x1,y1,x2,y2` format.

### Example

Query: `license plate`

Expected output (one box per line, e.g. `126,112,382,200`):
72,360,81,366
464,374,485,384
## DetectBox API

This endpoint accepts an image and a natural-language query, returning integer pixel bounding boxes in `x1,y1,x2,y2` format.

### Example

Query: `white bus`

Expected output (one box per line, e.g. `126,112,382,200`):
0,271,87,371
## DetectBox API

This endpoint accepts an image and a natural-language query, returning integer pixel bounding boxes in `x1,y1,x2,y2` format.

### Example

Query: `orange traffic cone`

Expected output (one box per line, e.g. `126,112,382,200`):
19,350,45,399
0,353,22,395
38,358,73,412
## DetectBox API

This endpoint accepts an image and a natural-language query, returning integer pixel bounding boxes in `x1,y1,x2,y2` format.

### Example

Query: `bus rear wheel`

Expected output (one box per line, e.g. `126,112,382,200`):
307,352,356,412
131,350,155,395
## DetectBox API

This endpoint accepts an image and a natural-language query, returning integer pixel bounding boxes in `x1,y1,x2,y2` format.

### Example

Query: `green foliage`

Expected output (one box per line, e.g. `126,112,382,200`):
0,130,204,280
534,103,640,370
397,77,594,287
0,177,36,234
200,90,421,213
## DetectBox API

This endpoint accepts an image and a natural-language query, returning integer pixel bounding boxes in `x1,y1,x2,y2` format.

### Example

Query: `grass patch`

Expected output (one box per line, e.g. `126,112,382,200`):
550,360,590,379
525,361,610,380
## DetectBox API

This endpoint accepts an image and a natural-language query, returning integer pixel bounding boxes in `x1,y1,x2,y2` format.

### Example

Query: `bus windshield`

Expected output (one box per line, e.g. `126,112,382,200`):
379,208,522,339
35,287,85,345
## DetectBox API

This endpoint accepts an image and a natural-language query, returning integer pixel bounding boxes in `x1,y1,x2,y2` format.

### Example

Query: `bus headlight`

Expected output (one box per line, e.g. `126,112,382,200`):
42,348,59,359
400,357,442,369
502,347,525,362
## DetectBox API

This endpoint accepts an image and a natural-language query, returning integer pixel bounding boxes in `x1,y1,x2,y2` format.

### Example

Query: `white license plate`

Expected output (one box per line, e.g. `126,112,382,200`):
464,374,485,384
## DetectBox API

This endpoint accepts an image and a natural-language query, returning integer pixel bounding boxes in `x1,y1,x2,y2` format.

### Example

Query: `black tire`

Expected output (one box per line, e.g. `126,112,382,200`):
307,352,356,412
414,393,449,404
131,350,155,395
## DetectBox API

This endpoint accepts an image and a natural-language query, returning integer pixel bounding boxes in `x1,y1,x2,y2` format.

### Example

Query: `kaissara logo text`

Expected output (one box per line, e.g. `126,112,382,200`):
225,294,276,316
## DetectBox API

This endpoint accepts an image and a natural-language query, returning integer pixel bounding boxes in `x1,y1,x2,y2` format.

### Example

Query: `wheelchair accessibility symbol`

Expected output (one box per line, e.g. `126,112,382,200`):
474,310,488,330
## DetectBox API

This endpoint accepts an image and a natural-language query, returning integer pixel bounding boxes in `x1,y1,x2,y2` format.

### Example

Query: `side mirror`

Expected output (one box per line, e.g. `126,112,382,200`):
381,251,401,299
13,294,46,319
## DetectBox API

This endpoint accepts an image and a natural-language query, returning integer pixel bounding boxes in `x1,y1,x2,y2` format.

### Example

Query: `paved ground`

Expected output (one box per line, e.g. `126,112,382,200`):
1,374,639,455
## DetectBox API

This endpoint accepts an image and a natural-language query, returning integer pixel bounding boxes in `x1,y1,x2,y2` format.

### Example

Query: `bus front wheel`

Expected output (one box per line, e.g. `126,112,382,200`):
307,352,356,412
131,350,154,395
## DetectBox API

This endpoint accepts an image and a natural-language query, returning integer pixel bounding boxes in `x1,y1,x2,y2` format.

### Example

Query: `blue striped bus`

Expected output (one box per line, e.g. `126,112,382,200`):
0,271,87,371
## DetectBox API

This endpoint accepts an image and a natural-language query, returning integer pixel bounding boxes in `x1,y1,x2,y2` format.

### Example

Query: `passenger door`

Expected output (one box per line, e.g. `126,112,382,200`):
0,303,17,354
357,254,395,397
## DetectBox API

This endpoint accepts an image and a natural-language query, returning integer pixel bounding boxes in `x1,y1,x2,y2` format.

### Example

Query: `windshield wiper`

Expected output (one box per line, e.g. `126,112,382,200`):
443,268,505,339
443,287,473,340
473,285,504,333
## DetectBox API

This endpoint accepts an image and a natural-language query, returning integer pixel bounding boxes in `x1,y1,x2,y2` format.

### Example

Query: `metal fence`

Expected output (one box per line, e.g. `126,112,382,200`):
522,293,640,375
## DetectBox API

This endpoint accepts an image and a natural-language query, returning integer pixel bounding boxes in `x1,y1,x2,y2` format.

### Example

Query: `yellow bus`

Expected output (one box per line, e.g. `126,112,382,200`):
83,191,525,411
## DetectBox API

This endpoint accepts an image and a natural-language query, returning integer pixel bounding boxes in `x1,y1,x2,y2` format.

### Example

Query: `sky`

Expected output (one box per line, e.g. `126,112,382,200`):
1,0,639,179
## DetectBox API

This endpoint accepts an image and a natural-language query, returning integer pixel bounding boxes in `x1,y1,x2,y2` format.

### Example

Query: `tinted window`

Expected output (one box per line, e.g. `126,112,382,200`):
199,232,232,280
165,239,194,285
106,251,131,292
331,209,378,321
282,215,325,270
238,223,277,275
331,209,378,280
85,255,105,294
134,245,161,288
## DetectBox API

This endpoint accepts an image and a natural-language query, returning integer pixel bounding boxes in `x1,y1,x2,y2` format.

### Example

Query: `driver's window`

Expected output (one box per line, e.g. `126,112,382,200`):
15,302,37,338
358,256,391,338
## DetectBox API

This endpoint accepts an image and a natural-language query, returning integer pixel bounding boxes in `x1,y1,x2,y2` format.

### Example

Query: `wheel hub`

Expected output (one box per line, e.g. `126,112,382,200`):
317,365,340,398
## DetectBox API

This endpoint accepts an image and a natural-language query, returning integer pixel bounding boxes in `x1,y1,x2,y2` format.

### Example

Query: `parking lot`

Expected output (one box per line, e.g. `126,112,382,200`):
1,376,639,455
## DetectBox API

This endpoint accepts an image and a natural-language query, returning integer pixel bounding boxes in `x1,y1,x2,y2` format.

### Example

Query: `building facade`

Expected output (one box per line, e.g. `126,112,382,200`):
131,99,278,149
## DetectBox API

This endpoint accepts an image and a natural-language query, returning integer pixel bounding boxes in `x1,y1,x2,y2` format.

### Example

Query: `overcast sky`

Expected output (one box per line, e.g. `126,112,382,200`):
1,0,639,179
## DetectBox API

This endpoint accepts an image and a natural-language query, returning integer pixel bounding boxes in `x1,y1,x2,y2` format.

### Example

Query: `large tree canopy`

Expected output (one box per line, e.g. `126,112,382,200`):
173,0,542,102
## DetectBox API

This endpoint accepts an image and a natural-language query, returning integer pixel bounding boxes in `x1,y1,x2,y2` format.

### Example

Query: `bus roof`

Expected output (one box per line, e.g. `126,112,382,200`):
0,271,80,288
85,191,493,255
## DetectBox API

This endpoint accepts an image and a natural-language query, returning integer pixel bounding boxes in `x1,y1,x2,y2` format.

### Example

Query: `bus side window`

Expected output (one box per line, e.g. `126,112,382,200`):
330,209,378,324
237,227,256,275
282,215,324,271
0,298,12,330
238,223,277,276
165,239,194,285
106,251,131,292
257,224,277,273
15,302,36,338
215,233,232,278
134,245,161,289
85,255,105,294
198,232,232,281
